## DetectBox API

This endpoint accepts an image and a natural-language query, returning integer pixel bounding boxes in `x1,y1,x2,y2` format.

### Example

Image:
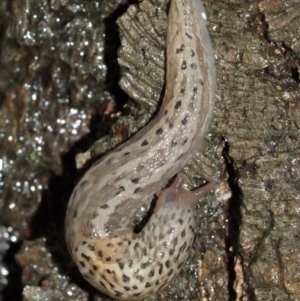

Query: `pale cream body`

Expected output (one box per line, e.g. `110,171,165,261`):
65,0,215,299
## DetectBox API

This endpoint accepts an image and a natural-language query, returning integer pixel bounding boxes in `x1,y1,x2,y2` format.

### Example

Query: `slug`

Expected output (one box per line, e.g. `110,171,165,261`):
65,0,216,299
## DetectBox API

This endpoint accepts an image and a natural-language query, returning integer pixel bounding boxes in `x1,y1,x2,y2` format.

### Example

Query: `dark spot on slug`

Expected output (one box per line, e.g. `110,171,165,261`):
106,257,112,262
176,43,185,53
114,290,122,297
106,243,112,247
132,285,138,290
167,269,174,276
181,60,187,70
166,260,171,268
128,259,133,267
182,115,188,125
81,253,90,261
118,241,123,246
98,250,103,257
131,178,139,184
119,262,124,270
115,189,122,196
141,262,149,269
79,261,85,267
133,293,141,297
73,210,77,218
134,187,141,194
167,227,175,234
100,280,106,288
178,218,184,225
158,264,163,275
134,242,140,250
164,109,168,115
122,274,130,283
180,241,187,252
89,269,94,275
102,274,108,281
136,275,144,283
100,204,109,209
169,120,174,128
181,229,186,237
123,152,130,156
191,49,195,57
191,63,197,69
180,87,185,93
148,269,155,277
92,212,99,219
156,128,163,135
93,265,98,271
145,282,151,288
88,244,94,251
175,101,181,109
169,249,175,255
185,32,192,39
193,86,198,93
108,282,115,288
141,140,149,146
82,241,87,245
171,140,177,148
75,247,78,253
183,137,188,144
124,286,130,291
115,175,123,182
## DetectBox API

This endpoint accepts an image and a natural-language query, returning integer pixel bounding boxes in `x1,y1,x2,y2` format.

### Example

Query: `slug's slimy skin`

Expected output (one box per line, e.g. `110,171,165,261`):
65,0,215,299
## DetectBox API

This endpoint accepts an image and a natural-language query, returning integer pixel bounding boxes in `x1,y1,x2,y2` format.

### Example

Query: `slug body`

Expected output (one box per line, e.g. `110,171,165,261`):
65,0,215,299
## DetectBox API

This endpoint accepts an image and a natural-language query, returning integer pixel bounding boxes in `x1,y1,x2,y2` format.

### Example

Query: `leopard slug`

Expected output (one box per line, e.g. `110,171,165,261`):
65,0,216,299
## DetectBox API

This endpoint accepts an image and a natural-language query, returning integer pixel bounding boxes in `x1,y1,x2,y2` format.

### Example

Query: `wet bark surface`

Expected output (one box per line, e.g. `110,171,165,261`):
0,0,299,300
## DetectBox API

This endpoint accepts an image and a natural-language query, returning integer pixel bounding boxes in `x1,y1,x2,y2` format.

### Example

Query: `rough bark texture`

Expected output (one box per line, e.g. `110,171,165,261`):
210,1,300,300
0,0,299,300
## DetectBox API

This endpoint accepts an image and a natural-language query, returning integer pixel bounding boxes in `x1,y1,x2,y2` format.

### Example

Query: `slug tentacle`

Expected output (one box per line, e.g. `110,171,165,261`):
155,174,215,211
65,0,215,299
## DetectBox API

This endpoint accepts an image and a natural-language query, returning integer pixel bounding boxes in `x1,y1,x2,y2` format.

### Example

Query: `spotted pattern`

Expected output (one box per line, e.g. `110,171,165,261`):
65,0,215,299
71,201,196,300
